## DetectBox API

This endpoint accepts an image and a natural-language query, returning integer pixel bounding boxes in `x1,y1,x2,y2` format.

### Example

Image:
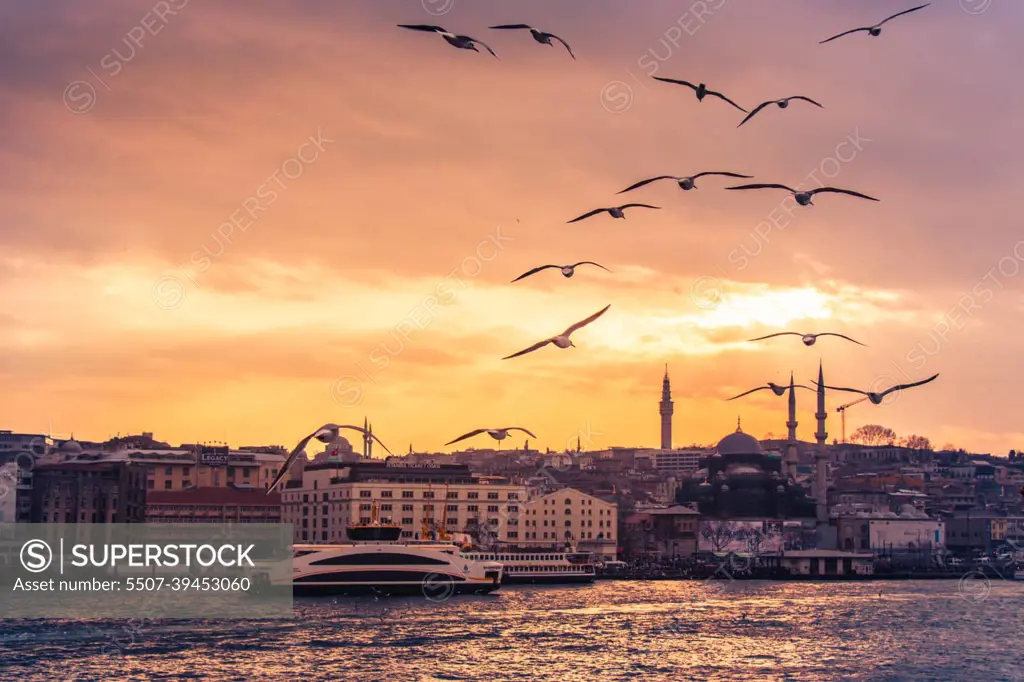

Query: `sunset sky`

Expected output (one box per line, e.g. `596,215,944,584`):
2,0,1021,455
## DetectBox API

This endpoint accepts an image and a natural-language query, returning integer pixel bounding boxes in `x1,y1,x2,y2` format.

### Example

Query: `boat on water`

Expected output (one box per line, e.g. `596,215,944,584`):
460,548,596,585
410,490,597,585
1014,570,1024,581
258,502,503,597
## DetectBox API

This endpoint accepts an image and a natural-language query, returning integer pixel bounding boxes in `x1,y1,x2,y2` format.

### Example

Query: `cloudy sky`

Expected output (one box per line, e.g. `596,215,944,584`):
1,0,1020,455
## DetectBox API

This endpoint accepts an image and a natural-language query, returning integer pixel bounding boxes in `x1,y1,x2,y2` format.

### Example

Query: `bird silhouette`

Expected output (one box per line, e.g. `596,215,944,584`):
502,304,610,359
511,262,610,283
812,374,939,405
726,184,879,206
727,383,814,401
748,332,867,347
488,24,574,58
820,4,931,44
738,96,823,127
398,25,498,57
652,77,747,112
617,172,752,194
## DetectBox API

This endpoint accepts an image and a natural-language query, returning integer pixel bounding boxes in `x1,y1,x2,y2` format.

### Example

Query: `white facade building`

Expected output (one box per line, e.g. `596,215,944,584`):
280,460,527,545
522,488,618,560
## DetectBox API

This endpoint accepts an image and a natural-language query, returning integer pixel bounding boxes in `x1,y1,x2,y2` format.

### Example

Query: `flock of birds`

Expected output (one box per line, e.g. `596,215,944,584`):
266,3,941,493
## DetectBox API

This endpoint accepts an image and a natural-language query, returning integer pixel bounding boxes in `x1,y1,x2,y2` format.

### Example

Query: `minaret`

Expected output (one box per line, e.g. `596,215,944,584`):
814,362,829,524
659,364,674,449
784,371,798,479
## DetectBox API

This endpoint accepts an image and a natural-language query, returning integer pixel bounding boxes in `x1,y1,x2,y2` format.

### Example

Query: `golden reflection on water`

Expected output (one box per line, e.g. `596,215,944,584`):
5,580,1024,681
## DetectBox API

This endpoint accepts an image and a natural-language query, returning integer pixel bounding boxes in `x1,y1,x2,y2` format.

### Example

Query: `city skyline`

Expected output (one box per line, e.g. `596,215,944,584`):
2,1,1021,454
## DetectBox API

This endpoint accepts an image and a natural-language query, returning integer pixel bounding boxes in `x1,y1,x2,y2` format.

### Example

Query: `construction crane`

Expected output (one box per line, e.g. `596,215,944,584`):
836,397,868,443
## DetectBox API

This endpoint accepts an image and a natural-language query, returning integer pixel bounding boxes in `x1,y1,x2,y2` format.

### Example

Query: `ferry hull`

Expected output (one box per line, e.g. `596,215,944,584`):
502,574,595,586
293,582,501,597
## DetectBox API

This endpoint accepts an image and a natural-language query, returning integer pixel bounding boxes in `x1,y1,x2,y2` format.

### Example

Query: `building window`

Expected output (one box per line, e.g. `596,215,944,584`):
487,492,498,500
165,466,173,475
402,517,414,524
381,504,393,511
447,505,458,512
423,505,434,511
164,481,172,490
447,491,458,499
402,505,413,512
402,491,414,498
423,491,434,499
467,492,479,499
508,493,518,500
467,505,478,512
487,505,499,513
360,491,371,498
381,491,393,498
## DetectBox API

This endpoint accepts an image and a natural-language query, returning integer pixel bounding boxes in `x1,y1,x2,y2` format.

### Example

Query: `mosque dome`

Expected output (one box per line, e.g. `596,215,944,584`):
715,423,764,456
59,440,82,455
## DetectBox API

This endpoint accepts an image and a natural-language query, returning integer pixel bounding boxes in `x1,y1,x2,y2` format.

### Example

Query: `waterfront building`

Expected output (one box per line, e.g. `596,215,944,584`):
281,457,526,545
836,509,945,553
521,488,618,560
944,510,1007,554
775,549,875,576
40,437,287,492
29,461,147,523
146,486,282,523
0,430,49,522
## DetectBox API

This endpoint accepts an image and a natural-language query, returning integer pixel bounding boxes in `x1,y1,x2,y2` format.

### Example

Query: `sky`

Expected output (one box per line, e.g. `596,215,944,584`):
1,0,1021,456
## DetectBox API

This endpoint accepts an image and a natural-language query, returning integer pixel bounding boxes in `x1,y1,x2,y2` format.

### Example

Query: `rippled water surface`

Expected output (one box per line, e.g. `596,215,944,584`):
3,580,1023,681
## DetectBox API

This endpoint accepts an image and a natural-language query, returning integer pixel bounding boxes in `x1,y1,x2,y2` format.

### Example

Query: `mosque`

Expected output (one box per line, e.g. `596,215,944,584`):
667,364,833,534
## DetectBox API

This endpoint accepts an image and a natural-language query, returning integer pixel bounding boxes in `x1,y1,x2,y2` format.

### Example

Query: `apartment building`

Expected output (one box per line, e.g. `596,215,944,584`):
521,488,618,560
280,459,527,544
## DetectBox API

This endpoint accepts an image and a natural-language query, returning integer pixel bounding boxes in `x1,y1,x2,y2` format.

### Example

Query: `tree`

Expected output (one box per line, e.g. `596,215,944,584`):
701,520,739,553
763,432,776,440
850,424,898,446
900,435,932,450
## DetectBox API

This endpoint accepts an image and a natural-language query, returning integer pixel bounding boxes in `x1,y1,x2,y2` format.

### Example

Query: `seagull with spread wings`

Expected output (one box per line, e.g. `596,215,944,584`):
503,304,610,359
567,204,659,223
738,96,824,127
728,382,814,400
820,4,931,44
398,24,498,57
446,427,538,448
652,77,747,112
726,183,879,206
749,332,867,347
617,171,752,194
511,262,610,283
488,24,574,58
267,424,395,494
813,374,939,405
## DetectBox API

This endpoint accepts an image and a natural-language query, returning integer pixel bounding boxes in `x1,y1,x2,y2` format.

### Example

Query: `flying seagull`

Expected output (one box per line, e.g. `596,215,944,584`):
617,172,753,194
488,24,574,59
820,4,930,44
567,204,660,223
446,427,538,447
503,304,610,359
267,423,395,494
398,24,498,57
748,332,867,347
738,96,824,127
651,77,747,112
812,374,939,405
726,184,879,206
511,262,610,283
728,383,814,400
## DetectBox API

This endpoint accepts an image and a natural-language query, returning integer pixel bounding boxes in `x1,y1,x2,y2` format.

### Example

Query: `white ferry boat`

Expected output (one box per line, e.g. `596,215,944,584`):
258,503,503,597
459,548,596,585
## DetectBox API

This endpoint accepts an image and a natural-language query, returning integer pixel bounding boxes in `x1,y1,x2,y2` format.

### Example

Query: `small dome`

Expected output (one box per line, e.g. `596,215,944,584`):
720,484,730,492
715,431,764,456
776,485,785,492
59,440,82,454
